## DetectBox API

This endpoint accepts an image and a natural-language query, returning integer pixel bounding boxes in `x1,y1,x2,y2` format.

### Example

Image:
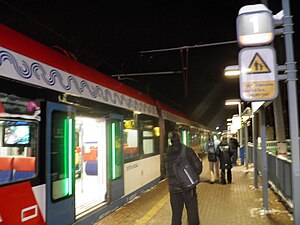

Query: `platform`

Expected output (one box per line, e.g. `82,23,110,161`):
94,155,293,225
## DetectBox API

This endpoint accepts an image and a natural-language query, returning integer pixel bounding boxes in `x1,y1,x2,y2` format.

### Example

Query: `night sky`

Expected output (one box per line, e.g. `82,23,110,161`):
1,0,299,130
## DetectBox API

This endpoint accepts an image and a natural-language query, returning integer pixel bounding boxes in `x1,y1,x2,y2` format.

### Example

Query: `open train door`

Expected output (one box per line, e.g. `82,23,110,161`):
44,102,76,225
107,113,124,202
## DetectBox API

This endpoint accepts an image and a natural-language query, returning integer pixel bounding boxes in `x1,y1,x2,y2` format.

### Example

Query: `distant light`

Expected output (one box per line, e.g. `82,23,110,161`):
216,126,220,130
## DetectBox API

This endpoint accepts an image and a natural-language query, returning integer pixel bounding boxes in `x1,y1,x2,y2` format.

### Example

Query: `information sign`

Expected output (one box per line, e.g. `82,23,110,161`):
236,4,274,46
239,46,278,101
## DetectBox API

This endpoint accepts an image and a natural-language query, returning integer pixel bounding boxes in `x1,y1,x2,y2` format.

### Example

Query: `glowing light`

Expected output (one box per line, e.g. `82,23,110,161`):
239,32,274,46
224,65,240,77
225,99,241,106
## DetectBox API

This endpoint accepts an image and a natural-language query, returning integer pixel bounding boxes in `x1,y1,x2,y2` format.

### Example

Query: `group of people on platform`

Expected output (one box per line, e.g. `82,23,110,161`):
163,131,239,225
206,135,239,184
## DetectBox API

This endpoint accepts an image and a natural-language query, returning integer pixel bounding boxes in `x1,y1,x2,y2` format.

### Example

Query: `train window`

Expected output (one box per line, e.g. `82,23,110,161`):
51,111,75,201
0,119,38,185
139,115,159,156
123,129,139,159
142,131,154,154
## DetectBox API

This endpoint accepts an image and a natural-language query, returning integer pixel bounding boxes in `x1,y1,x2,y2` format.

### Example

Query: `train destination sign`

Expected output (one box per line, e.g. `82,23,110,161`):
239,46,278,101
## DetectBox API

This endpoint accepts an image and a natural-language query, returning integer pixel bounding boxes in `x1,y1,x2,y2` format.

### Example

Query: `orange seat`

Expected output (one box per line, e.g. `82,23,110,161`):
13,157,36,181
83,148,97,161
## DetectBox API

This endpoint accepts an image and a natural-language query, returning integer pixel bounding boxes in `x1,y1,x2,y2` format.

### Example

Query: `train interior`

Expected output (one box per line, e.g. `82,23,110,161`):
74,117,107,217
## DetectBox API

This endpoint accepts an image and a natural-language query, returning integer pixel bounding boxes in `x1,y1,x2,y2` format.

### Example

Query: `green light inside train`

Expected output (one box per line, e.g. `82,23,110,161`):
63,118,74,196
51,111,75,201
181,130,190,147
111,122,116,179
181,130,187,145
109,120,122,180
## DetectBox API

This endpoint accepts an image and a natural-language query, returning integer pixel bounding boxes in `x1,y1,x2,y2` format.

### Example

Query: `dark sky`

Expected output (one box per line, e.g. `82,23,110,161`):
1,0,298,130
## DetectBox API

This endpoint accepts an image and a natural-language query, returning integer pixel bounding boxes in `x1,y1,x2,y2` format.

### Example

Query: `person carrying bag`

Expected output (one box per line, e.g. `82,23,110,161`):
173,144,202,190
164,132,202,225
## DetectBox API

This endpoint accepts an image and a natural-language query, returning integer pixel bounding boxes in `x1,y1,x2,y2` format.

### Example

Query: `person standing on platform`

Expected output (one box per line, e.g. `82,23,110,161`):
205,136,219,184
213,136,220,181
163,132,202,225
217,136,233,184
229,136,239,165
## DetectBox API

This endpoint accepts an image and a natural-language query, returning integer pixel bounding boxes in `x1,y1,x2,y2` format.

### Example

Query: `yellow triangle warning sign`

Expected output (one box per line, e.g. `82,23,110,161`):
247,53,271,74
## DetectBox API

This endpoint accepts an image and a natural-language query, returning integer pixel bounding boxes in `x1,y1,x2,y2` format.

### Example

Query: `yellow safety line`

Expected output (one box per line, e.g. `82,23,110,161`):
134,194,169,225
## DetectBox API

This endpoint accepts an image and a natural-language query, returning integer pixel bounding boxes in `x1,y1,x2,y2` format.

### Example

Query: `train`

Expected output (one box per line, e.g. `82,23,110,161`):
0,24,210,225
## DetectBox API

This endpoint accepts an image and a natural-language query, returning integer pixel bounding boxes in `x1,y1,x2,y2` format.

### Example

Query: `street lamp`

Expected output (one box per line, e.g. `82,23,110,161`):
224,65,240,77
225,99,243,145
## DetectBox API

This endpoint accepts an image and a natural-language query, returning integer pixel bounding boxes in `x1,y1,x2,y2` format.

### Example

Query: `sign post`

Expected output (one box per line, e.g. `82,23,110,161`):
237,3,300,223
236,3,276,213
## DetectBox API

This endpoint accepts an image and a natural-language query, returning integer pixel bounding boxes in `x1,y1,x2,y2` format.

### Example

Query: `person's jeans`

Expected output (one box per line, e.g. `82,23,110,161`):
209,161,220,182
170,188,200,225
221,168,232,184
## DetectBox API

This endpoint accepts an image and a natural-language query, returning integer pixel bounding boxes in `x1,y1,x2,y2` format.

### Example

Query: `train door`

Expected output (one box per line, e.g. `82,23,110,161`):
107,114,124,202
74,116,107,217
45,102,76,225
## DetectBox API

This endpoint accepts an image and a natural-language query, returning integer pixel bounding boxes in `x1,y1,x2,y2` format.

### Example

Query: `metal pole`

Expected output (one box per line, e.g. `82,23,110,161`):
252,113,259,188
238,102,243,158
260,107,269,211
245,122,249,170
282,1,300,224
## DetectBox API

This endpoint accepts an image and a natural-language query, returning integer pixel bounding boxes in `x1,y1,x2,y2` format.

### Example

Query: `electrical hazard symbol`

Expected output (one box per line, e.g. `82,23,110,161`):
247,52,271,74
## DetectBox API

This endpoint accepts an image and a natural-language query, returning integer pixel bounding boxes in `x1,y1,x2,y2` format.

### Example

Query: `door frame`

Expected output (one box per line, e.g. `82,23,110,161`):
106,113,124,202
45,101,76,225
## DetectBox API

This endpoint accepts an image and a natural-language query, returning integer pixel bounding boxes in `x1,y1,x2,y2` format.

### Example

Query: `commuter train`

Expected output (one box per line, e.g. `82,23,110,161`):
0,24,210,225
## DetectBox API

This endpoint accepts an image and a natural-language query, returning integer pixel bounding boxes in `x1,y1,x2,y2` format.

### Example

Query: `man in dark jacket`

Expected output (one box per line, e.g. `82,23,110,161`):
217,136,233,184
164,132,202,225
229,137,239,165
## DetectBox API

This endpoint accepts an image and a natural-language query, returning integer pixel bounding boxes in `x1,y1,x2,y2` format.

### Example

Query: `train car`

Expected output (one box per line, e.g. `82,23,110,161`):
0,24,210,225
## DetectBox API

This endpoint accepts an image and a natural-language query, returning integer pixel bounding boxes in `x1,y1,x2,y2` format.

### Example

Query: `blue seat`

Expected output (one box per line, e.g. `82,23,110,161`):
85,160,98,175
0,157,14,184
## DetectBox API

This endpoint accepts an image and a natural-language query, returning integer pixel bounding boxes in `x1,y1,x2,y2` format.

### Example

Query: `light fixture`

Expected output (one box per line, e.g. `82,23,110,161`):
224,65,240,77
225,99,241,106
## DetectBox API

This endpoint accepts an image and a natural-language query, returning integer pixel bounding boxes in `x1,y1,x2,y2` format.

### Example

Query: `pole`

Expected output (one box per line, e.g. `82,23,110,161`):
238,102,243,153
282,1,300,224
252,113,259,188
245,122,249,170
260,107,269,212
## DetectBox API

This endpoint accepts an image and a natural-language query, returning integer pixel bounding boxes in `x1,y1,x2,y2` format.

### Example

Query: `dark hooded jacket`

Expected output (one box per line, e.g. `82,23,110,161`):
164,142,202,193
217,139,233,169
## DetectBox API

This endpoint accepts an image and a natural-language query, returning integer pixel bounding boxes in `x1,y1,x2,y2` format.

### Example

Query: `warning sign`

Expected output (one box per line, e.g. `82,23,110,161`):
248,53,271,74
239,46,278,101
